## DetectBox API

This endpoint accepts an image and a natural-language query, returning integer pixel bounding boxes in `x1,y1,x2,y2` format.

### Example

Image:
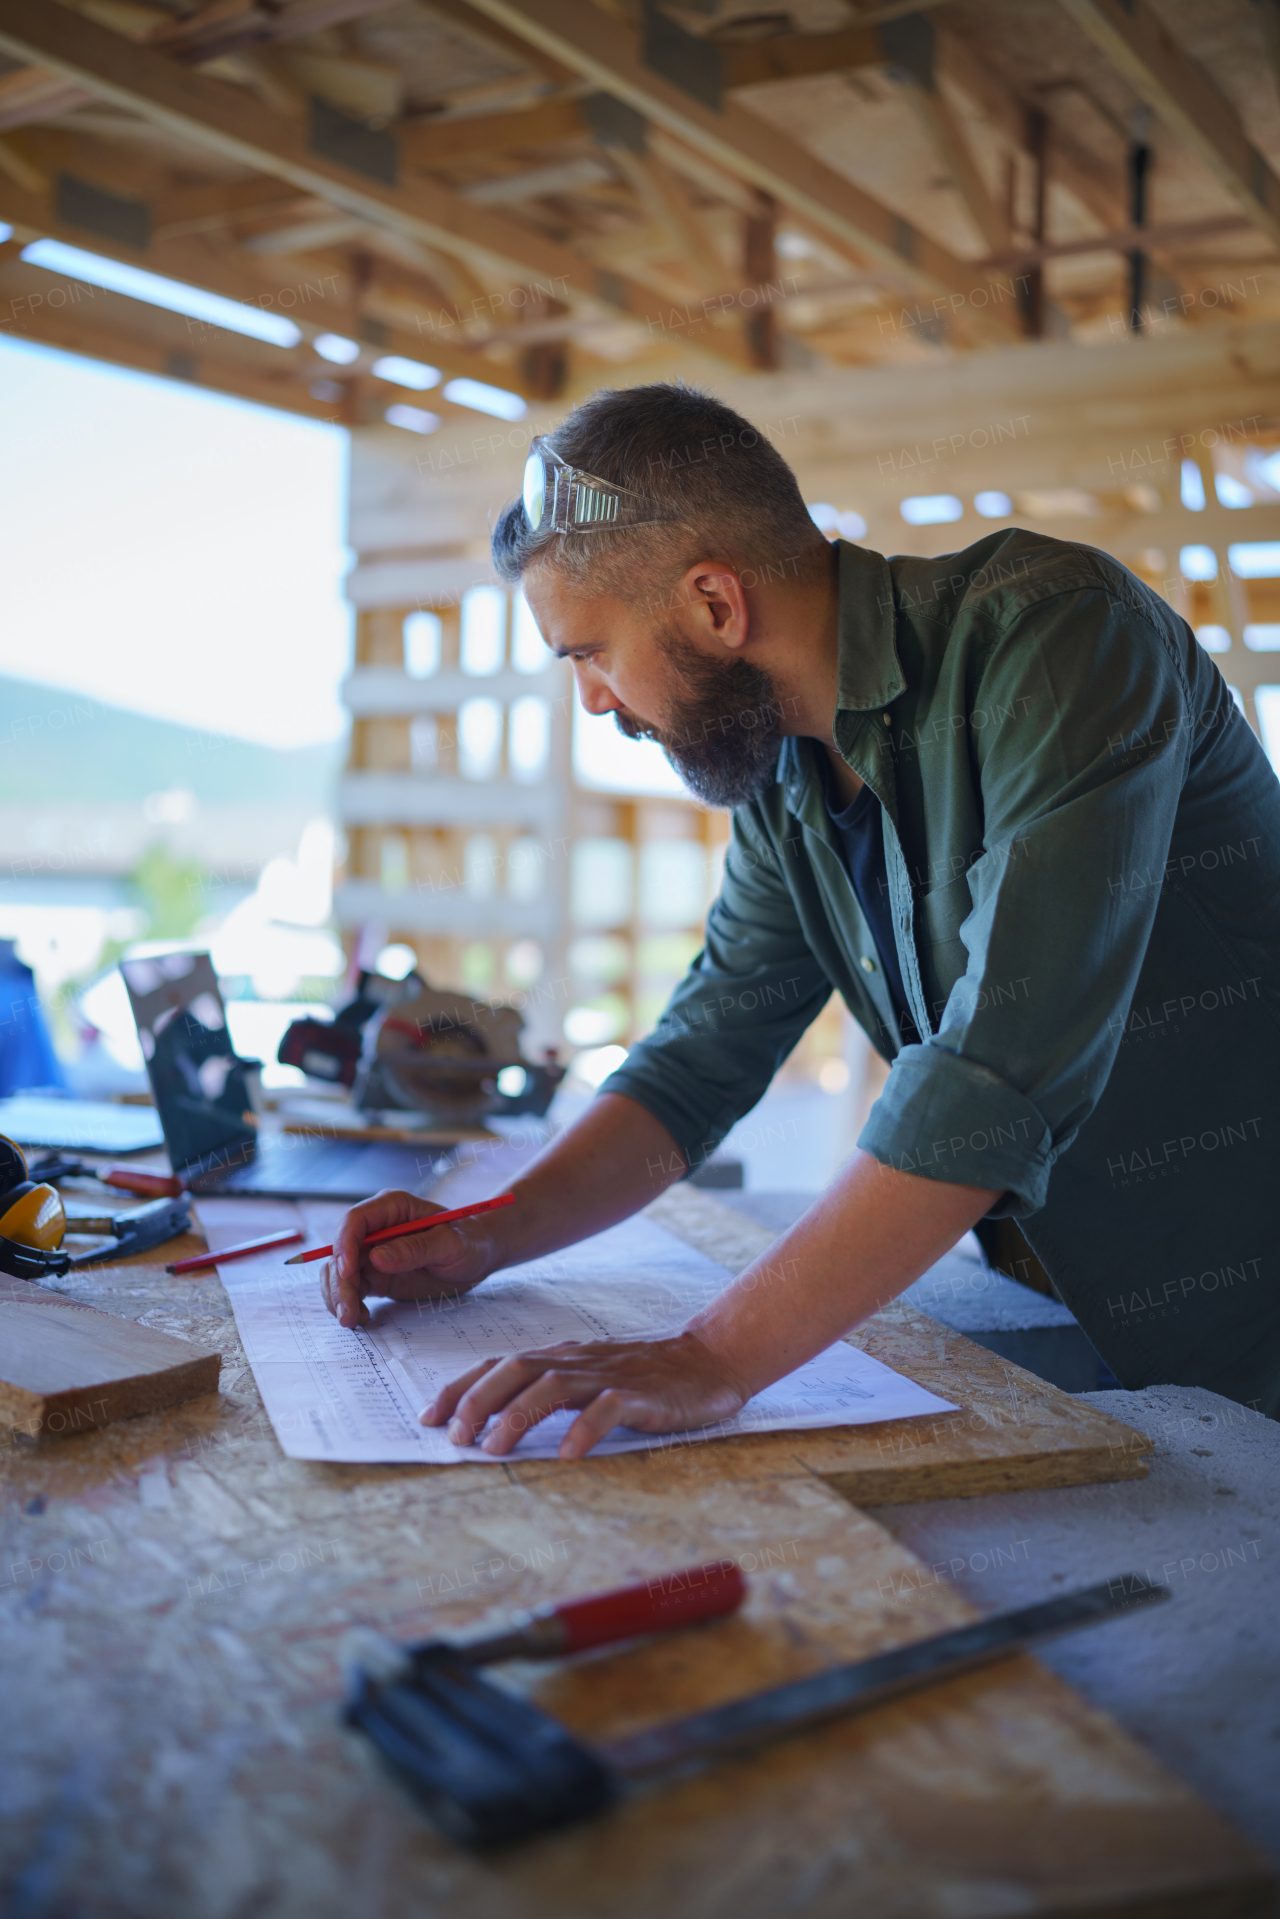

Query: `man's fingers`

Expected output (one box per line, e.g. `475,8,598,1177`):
441,1344,595,1442
419,1357,501,1428
334,1190,445,1282
367,1220,459,1274
334,1223,364,1285
477,1370,602,1456
560,1389,642,1460
320,1256,370,1329
443,1353,549,1443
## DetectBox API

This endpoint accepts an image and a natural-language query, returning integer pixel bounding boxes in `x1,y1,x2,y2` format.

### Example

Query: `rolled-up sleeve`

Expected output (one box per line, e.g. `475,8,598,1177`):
860,582,1192,1215
603,805,831,1170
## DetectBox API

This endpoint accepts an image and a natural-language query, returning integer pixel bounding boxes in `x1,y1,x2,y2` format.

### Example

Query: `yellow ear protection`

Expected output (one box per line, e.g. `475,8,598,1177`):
0,1135,66,1253
0,1135,191,1278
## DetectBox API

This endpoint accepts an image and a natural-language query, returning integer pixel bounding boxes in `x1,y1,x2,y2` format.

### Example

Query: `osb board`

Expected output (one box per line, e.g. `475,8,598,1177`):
0,1451,1269,1919
582,1184,1155,1505
0,1184,1152,1507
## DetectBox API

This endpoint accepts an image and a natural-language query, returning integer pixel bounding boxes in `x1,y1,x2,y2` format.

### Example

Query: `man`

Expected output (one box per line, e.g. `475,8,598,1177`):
324,383,1280,1453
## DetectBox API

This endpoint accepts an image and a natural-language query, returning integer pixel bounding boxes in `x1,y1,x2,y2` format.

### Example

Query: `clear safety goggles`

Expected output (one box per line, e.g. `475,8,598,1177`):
522,444,672,536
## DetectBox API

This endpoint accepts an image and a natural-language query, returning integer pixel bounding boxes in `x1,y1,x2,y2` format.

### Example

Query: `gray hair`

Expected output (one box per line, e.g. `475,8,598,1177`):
491,382,827,604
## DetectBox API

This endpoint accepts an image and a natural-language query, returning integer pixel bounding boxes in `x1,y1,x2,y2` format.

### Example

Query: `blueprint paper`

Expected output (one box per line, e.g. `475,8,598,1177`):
196,1198,958,1464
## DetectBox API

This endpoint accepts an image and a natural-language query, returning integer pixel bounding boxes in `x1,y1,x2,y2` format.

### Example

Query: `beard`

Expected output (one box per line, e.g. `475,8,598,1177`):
614,628,787,808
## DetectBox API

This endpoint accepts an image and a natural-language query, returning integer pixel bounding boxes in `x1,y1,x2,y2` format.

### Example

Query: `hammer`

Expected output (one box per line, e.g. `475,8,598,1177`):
345,1566,1169,1847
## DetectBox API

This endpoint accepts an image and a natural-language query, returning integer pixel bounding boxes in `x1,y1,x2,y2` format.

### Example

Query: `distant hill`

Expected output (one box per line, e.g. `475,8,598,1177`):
0,674,346,809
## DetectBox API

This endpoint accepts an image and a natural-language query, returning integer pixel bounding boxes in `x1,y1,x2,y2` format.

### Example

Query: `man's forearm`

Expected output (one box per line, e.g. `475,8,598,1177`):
487,1091,686,1268
688,1150,998,1398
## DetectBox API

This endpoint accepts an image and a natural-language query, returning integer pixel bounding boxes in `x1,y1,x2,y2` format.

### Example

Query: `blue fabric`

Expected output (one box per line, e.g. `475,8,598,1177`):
0,952,66,1096
818,753,920,1050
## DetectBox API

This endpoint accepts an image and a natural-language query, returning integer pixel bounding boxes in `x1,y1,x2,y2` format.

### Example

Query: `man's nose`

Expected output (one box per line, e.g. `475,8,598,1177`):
575,664,620,717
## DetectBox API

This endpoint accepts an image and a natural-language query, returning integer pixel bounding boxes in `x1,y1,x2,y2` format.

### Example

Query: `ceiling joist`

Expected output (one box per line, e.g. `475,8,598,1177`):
458,0,1023,335
0,0,746,366
1056,0,1280,251
0,167,536,392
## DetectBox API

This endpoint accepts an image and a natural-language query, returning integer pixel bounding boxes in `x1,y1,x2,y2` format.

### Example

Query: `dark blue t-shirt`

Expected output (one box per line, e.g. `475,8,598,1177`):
820,755,920,1051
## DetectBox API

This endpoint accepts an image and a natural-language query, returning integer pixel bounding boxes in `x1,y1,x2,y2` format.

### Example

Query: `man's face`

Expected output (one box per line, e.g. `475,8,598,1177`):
522,562,786,808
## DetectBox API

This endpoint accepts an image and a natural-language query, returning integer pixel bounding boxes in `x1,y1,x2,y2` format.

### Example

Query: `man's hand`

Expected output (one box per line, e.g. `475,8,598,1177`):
419,1329,748,1460
320,1188,498,1329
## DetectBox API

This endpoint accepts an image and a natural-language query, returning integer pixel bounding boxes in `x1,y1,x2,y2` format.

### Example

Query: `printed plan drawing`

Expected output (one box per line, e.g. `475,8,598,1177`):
196,1198,958,1464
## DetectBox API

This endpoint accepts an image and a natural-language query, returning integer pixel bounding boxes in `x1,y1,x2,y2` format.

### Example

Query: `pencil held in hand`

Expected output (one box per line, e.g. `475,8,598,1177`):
284,1192,515,1265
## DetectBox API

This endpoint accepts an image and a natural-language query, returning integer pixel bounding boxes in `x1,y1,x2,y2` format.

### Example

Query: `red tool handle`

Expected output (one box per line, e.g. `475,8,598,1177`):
548,1561,746,1654
103,1167,183,1198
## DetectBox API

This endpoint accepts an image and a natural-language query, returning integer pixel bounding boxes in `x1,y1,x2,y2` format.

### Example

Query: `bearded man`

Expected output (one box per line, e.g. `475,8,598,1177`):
323,383,1280,1451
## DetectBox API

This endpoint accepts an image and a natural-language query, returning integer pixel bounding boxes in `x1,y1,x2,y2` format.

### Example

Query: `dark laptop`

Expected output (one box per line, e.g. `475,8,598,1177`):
121,953,442,1200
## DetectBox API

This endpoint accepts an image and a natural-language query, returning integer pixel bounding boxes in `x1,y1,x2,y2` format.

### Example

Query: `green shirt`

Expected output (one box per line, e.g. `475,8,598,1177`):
606,532,1280,1414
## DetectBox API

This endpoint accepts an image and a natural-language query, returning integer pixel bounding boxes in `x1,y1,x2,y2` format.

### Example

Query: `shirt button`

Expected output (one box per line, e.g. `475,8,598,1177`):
882,712,891,725
860,955,877,974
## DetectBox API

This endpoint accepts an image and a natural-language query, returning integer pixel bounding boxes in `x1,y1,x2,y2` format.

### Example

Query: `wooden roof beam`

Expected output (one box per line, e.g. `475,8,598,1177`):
711,16,1127,243
725,17,1013,255
721,16,1125,256
457,0,1023,334
0,282,347,419
0,169,535,393
1055,0,1280,250
400,97,587,171
868,14,1012,256
0,0,398,132
0,0,744,366
720,23,881,89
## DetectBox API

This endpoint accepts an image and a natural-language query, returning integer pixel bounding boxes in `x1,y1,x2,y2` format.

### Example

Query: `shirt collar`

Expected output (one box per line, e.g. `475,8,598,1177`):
777,540,905,804
835,539,905,713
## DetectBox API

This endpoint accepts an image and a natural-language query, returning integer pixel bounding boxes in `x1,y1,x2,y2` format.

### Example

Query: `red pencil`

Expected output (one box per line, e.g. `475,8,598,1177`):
282,1192,515,1266
167,1228,303,1274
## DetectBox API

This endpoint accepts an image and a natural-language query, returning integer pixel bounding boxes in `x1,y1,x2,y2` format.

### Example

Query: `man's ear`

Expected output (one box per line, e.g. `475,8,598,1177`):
678,562,750,652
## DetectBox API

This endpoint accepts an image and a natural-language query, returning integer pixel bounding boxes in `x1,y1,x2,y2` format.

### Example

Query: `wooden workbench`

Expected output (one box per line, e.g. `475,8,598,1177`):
0,1181,1272,1917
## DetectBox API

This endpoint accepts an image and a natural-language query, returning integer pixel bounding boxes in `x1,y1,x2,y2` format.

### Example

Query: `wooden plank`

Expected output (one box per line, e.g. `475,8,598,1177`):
0,1272,220,1437
401,97,587,171
1056,0,1280,250
722,22,882,89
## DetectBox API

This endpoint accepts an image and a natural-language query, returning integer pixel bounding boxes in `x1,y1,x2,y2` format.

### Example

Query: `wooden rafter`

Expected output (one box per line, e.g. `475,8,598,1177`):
458,0,1023,334
872,16,1013,256
0,281,343,419
400,97,586,171
1055,0,1280,251
0,0,398,131
702,15,1137,252
0,0,745,366
0,168,534,392
720,23,881,89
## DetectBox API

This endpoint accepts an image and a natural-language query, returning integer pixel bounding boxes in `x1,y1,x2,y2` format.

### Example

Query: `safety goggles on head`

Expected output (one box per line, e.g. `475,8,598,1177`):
522,443,672,536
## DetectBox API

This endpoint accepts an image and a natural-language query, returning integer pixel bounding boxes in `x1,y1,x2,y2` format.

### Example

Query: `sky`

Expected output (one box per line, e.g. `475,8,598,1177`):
0,336,352,749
